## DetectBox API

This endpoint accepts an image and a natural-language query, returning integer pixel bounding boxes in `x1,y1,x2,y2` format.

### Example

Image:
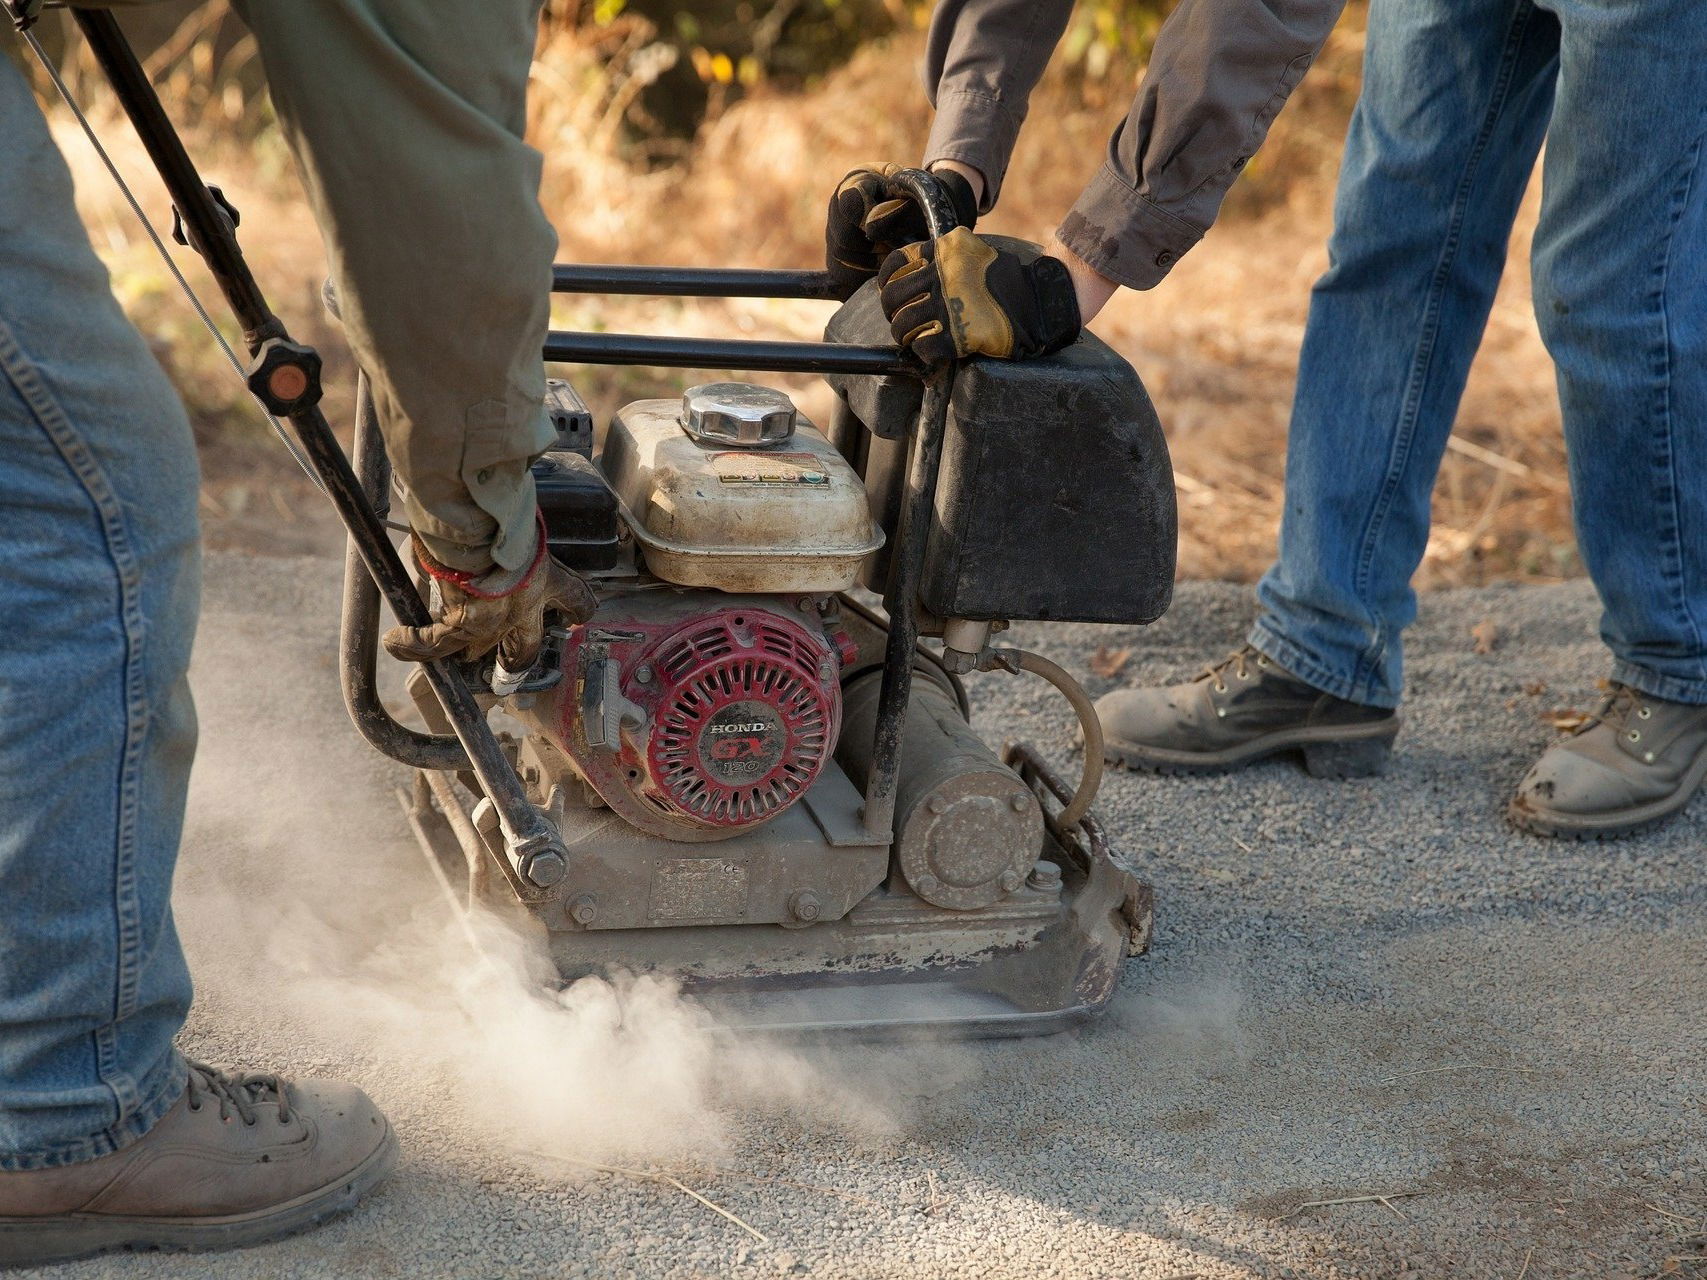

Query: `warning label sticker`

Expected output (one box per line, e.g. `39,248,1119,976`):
712,452,831,486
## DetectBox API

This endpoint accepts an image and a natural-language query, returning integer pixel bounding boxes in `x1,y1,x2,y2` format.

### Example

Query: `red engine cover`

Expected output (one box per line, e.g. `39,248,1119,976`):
554,603,842,838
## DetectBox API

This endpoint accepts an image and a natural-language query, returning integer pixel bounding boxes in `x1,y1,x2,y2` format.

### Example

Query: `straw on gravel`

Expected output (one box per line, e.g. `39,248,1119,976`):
527,1154,769,1244
1377,1063,1549,1085
1272,1192,1424,1223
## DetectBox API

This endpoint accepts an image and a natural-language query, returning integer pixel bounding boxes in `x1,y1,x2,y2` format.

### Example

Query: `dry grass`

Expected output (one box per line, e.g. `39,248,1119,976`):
41,5,1575,584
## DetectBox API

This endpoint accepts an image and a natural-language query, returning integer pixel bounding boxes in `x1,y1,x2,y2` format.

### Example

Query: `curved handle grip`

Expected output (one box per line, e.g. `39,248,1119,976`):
883,167,970,242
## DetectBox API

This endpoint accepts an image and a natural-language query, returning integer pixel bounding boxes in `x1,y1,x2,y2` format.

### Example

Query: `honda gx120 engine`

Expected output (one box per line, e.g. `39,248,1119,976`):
507,382,877,845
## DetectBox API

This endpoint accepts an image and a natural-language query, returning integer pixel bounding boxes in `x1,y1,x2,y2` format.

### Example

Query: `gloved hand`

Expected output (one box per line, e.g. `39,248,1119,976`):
824,164,977,300
878,227,1082,366
382,517,596,675
4,0,42,33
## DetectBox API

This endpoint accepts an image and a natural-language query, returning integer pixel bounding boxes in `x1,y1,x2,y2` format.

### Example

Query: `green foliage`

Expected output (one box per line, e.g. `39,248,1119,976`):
540,0,904,140
1059,0,1178,77
546,0,1179,141
25,0,1182,148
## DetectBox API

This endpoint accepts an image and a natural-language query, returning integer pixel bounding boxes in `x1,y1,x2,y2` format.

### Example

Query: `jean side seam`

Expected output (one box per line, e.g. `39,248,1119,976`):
1649,127,1707,674
1346,0,1539,693
0,317,151,1121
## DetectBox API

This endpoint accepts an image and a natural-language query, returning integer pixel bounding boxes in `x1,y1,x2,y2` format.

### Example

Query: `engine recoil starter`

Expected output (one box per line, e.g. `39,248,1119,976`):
552,601,843,841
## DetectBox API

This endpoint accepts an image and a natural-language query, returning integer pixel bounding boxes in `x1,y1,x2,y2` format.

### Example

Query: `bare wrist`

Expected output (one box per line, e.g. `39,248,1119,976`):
1046,235,1119,325
927,159,986,210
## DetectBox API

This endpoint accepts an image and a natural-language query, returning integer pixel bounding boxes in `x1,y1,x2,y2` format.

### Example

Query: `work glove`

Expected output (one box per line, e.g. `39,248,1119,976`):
878,227,1082,366
4,1,42,33
382,516,596,677
824,163,977,300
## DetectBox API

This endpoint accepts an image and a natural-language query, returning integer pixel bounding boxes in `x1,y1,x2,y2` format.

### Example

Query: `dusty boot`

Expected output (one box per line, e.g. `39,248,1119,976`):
0,1061,397,1266
1508,684,1707,839
1094,645,1400,778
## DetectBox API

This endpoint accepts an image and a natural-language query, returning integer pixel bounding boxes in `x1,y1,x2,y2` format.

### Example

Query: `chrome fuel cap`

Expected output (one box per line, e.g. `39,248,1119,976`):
680,382,797,447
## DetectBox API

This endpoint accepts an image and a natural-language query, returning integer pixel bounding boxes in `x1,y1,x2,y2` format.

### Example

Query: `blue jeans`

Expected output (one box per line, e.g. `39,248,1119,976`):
0,59,199,1168
1251,0,1707,709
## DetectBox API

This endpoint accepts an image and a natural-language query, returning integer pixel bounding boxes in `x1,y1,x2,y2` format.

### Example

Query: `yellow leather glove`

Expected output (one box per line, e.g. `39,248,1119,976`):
878,228,1081,366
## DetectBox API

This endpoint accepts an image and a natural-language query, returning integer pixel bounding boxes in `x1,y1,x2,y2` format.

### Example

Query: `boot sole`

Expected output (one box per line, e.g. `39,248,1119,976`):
1104,717,1401,780
1506,747,1707,840
0,1122,398,1268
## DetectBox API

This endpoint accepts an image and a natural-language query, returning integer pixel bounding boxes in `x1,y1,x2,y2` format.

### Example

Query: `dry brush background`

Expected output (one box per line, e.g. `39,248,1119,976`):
19,0,1574,586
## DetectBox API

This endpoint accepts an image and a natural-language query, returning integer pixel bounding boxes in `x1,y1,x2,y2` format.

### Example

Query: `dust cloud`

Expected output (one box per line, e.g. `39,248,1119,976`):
1106,975,1252,1073
172,599,965,1168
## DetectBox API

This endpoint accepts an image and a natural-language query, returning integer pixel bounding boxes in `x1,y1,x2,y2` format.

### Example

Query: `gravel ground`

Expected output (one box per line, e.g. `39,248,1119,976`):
39,555,1705,1280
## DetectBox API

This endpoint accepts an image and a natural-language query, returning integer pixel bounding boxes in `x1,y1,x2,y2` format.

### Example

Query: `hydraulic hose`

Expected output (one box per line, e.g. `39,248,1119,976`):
982,648,1104,831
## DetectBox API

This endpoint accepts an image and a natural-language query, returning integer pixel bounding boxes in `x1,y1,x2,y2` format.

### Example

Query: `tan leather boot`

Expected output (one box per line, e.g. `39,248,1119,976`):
1509,684,1707,838
1094,645,1400,778
0,1061,397,1266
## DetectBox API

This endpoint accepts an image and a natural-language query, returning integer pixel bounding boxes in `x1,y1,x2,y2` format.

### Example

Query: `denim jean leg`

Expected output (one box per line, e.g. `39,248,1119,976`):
1249,0,1560,708
1531,0,1707,706
0,60,200,1169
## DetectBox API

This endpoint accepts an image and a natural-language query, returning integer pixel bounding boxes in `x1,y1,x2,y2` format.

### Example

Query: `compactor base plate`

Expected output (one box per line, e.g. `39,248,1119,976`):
402,741,1151,1040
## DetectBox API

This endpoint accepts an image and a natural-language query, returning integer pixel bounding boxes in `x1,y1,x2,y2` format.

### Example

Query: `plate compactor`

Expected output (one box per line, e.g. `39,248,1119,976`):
53,11,1178,1037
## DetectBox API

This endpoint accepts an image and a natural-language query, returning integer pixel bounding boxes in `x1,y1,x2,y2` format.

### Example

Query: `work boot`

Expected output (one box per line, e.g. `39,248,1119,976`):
1508,684,1707,839
1094,645,1400,778
0,1060,397,1267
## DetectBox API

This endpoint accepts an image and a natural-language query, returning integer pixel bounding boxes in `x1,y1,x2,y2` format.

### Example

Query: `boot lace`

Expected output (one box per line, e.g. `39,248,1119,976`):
1577,683,1648,740
185,1060,292,1126
1196,645,1269,694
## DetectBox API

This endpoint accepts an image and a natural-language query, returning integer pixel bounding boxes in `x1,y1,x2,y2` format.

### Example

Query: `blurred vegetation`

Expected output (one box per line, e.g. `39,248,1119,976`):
20,0,1581,588
25,0,1181,152
532,0,1179,162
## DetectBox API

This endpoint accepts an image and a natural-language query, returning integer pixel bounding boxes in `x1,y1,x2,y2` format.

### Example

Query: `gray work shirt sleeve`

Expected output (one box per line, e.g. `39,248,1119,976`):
921,0,1076,212
233,0,556,574
924,0,1346,289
